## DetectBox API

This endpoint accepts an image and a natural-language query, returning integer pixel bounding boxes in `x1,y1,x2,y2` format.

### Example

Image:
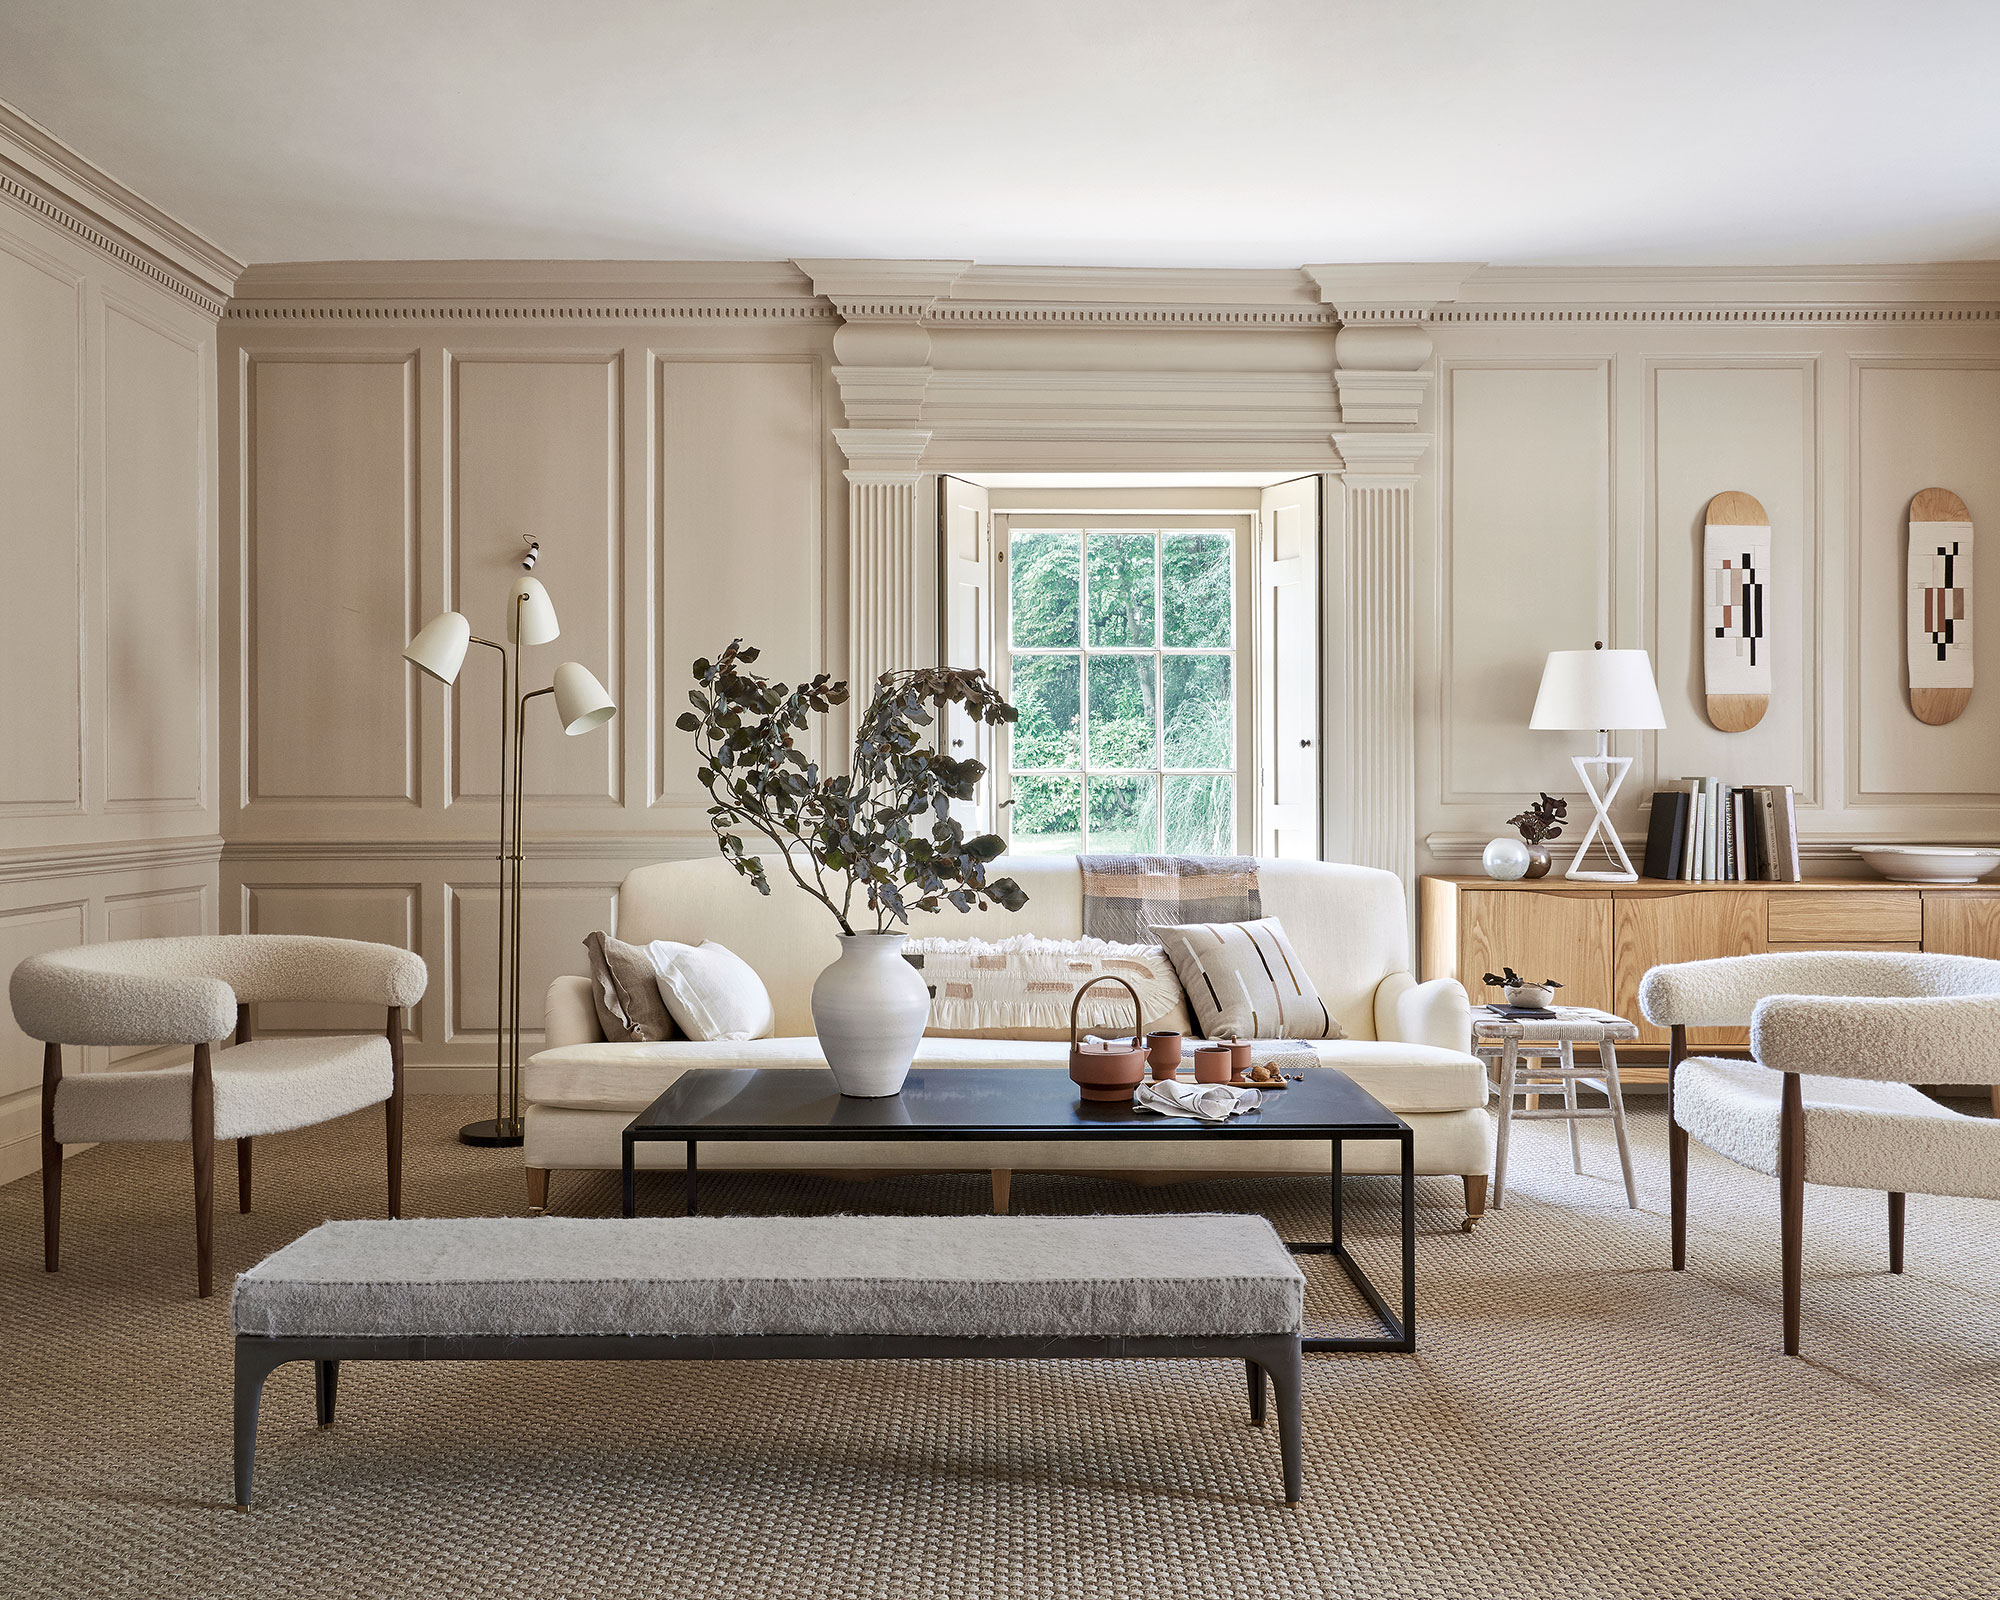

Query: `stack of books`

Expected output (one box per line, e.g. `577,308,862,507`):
1641,779,1801,882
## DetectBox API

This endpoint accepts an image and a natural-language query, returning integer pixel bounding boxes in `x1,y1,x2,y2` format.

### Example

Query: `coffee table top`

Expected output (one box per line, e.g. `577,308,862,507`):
626,1066,1407,1143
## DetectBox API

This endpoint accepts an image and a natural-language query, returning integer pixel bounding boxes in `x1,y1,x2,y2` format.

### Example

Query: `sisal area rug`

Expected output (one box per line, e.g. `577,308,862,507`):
1,1093,1995,1598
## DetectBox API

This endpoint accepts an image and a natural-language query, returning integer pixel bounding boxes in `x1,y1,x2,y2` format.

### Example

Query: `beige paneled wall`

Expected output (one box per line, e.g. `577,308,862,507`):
219,289,842,1082
1419,303,2000,874
0,134,227,1183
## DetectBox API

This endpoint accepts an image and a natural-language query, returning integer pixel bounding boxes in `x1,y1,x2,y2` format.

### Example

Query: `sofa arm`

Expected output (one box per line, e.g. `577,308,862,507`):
1374,971,1473,1053
543,975,604,1050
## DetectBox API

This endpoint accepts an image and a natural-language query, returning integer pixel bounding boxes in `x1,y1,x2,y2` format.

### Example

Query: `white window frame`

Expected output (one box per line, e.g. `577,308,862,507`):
993,513,1256,854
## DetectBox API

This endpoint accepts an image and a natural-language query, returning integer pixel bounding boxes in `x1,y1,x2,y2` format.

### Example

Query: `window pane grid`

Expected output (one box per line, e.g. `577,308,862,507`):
1007,525,1237,855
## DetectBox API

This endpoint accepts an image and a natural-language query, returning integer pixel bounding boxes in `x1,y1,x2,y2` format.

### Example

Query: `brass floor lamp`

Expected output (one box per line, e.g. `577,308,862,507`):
405,559,615,1147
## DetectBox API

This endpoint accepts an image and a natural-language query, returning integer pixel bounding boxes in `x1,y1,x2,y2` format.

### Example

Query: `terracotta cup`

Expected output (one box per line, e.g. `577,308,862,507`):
1192,1045,1233,1085
1146,1031,1183,1079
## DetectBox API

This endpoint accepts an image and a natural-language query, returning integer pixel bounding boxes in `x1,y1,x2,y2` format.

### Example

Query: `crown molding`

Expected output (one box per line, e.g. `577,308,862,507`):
0,100,240,316
1332,432,1434,477
1305,262,1481,325
225,259,834,322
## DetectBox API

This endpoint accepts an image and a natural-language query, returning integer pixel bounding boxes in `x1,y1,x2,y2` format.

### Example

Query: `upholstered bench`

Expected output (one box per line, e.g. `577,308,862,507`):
231,1213,1308,1509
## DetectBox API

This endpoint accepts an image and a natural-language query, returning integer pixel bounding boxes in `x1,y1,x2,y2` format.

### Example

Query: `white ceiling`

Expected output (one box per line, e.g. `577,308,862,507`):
4,0,1999,269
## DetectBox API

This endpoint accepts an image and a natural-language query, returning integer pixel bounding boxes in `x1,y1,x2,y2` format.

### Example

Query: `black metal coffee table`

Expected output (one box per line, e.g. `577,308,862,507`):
621,1065,1415,1353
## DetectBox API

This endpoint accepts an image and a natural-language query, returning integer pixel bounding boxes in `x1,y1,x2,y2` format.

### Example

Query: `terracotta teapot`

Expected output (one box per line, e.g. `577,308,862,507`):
1066,975,1148,1103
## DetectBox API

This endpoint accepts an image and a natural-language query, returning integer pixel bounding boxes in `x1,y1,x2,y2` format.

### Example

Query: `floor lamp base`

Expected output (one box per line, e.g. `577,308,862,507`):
458,1118,525,1148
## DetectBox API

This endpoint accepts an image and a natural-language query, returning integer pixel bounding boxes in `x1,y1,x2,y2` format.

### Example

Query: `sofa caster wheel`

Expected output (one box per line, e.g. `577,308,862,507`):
1460,1215,1478,1234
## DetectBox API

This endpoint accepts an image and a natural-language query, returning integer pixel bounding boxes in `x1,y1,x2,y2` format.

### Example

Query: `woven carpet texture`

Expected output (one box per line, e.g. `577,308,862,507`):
1,1094,1995,1598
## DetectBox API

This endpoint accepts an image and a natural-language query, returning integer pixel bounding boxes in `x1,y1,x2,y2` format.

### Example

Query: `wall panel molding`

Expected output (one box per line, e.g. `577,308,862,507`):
0,835,223,884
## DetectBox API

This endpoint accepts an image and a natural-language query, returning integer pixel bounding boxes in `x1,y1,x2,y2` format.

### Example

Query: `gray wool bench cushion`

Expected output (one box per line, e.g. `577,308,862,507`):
233,1214,1306,1341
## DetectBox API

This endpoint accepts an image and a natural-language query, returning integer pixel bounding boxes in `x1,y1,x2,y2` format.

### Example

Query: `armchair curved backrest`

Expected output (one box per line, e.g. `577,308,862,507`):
1638,951,2000,1029
10,935,429,1048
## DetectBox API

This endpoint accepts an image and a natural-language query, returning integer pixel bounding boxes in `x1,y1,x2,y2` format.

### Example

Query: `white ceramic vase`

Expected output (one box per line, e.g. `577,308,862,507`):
810,932,932,1097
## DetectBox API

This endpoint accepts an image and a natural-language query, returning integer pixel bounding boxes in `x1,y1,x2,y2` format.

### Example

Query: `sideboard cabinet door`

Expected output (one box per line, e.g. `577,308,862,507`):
1458,890,1615,1015
1614,890,1767,1047
1922,893,2000,959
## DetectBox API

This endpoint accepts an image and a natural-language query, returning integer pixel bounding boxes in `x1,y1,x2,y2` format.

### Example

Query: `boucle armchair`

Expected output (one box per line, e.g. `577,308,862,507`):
1638,951,2000,1356
10,935,428,1298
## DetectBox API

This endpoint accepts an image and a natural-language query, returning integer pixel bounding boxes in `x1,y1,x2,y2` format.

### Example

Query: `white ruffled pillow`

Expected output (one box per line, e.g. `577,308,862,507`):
906,934,1193,1041
646,940,774,1041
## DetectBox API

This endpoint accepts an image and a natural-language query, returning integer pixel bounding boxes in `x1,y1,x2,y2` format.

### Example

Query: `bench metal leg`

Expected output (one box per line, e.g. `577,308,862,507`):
1266,1339,1304,1506
234,1343,289,1510
1245,1358,1266,1426
315,1360,340,1428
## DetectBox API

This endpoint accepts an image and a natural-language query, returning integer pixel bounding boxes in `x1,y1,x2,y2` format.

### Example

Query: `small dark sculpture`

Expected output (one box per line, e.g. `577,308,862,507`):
1482,969,1564,992
1506,793,1568,845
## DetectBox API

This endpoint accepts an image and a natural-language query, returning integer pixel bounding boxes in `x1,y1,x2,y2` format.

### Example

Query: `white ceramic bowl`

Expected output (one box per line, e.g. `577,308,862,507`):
1503,984,1557,1009
1850,845,2000,885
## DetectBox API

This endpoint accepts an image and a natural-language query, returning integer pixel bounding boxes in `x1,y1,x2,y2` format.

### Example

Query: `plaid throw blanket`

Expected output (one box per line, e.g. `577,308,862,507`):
1078,855,1262,944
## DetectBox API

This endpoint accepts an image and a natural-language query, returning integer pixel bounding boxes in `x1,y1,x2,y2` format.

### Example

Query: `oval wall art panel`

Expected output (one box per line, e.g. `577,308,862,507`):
1702,491,1770,732
1907,487,1974,726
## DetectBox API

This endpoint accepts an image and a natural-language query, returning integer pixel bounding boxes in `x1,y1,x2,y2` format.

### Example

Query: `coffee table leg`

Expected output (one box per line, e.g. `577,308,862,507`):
621,1132,636,1219
1330,1137,1344,1251
686,1140,699,1217
1401,1128,1416,1351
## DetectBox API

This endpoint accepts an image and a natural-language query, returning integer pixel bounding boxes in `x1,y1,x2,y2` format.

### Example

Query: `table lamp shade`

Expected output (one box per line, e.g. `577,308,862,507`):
404,611,472,684
1529,649,1666,732
509,576,561,647
553,661,616,733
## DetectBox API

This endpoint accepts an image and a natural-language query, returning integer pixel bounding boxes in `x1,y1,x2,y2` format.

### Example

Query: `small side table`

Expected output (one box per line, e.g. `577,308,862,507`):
1471,1005,1639,1210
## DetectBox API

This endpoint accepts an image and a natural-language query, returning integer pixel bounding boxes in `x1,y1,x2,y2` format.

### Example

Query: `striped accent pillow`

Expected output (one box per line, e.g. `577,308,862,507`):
1151,916,1340,1041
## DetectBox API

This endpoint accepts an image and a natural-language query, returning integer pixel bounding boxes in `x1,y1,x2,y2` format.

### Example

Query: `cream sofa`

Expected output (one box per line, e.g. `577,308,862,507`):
527,855,1492,1222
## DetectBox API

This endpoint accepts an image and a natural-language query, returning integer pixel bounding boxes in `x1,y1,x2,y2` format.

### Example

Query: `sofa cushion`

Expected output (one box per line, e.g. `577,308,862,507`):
583,931,678,1043
910,933,1194,1040
1154,917,1341,1041
647,940,773,1041
522,1036,1487,1118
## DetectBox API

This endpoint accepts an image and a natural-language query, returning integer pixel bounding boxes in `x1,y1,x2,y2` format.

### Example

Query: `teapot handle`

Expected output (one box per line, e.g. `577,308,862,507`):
1069,974,1143,1050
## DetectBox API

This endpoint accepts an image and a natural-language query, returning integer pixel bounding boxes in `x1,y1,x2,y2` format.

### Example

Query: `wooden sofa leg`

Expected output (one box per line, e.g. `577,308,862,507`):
1461,1175,1487,1233
526,1168,553,1212
990,1169,1012,1216
1779,1071,1804,1357
42,1041,61,1272
193,1042,215,1299
1888,1191,1905,1275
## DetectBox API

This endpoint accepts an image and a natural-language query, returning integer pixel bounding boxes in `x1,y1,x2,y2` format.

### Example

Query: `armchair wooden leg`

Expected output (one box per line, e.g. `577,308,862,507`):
193,1041,215,1299
1888,1192,1905,1275
1778,1070,1804,1357
238,1139,253,1213
42,1041,61,1273
525,1167,552,1211
990,1168,1012,1216
1668,1025,1689,1272
385,1007,405,1220
1461,1175,1487,1233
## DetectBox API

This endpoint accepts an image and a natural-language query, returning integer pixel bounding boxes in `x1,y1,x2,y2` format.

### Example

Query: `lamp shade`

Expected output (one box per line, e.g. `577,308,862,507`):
1529,648,1667,731
552,661,616,734
404,611,472,684
508,575,560,647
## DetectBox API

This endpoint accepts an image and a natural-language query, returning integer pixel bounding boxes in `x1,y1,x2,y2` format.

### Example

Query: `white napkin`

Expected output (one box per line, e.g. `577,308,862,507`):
1132,1079,1262,1122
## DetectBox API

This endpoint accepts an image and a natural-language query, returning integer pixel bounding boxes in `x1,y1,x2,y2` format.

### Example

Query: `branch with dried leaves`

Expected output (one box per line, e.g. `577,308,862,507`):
676,640,1029,936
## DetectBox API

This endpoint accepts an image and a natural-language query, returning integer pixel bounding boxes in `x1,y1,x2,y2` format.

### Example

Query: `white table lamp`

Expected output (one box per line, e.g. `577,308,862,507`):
1529,644,1666,882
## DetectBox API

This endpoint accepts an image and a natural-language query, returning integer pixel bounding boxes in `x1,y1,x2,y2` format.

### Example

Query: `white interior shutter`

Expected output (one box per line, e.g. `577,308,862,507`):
1257,475,1321,859
938,475,995,834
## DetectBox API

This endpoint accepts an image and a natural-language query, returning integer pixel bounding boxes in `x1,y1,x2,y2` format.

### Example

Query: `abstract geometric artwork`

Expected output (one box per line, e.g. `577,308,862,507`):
1702,491,1771,732
1907,486,1975,726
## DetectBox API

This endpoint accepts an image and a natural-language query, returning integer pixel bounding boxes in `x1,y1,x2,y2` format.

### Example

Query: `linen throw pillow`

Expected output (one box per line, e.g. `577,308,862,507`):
1152,916,1341,1041
646,939,775,1042
905,934,1194,1041
582,931,679,1043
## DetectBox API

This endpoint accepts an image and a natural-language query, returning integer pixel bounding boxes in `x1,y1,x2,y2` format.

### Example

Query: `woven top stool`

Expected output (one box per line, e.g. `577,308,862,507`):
1471,1004,1640,1210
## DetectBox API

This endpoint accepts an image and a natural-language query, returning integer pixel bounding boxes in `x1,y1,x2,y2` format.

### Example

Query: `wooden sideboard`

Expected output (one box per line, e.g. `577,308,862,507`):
1419,876,2000,1077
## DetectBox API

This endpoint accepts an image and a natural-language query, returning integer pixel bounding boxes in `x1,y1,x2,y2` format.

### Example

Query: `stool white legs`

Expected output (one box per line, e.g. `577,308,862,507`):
1492,1038,1519,1209
1600,1038,1638,1208
1484,1037,1640,1211
1561,1041,1583,1175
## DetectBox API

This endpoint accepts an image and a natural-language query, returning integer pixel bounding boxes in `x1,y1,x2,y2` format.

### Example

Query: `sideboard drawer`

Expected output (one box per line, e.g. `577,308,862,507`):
1767,892,1921,944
